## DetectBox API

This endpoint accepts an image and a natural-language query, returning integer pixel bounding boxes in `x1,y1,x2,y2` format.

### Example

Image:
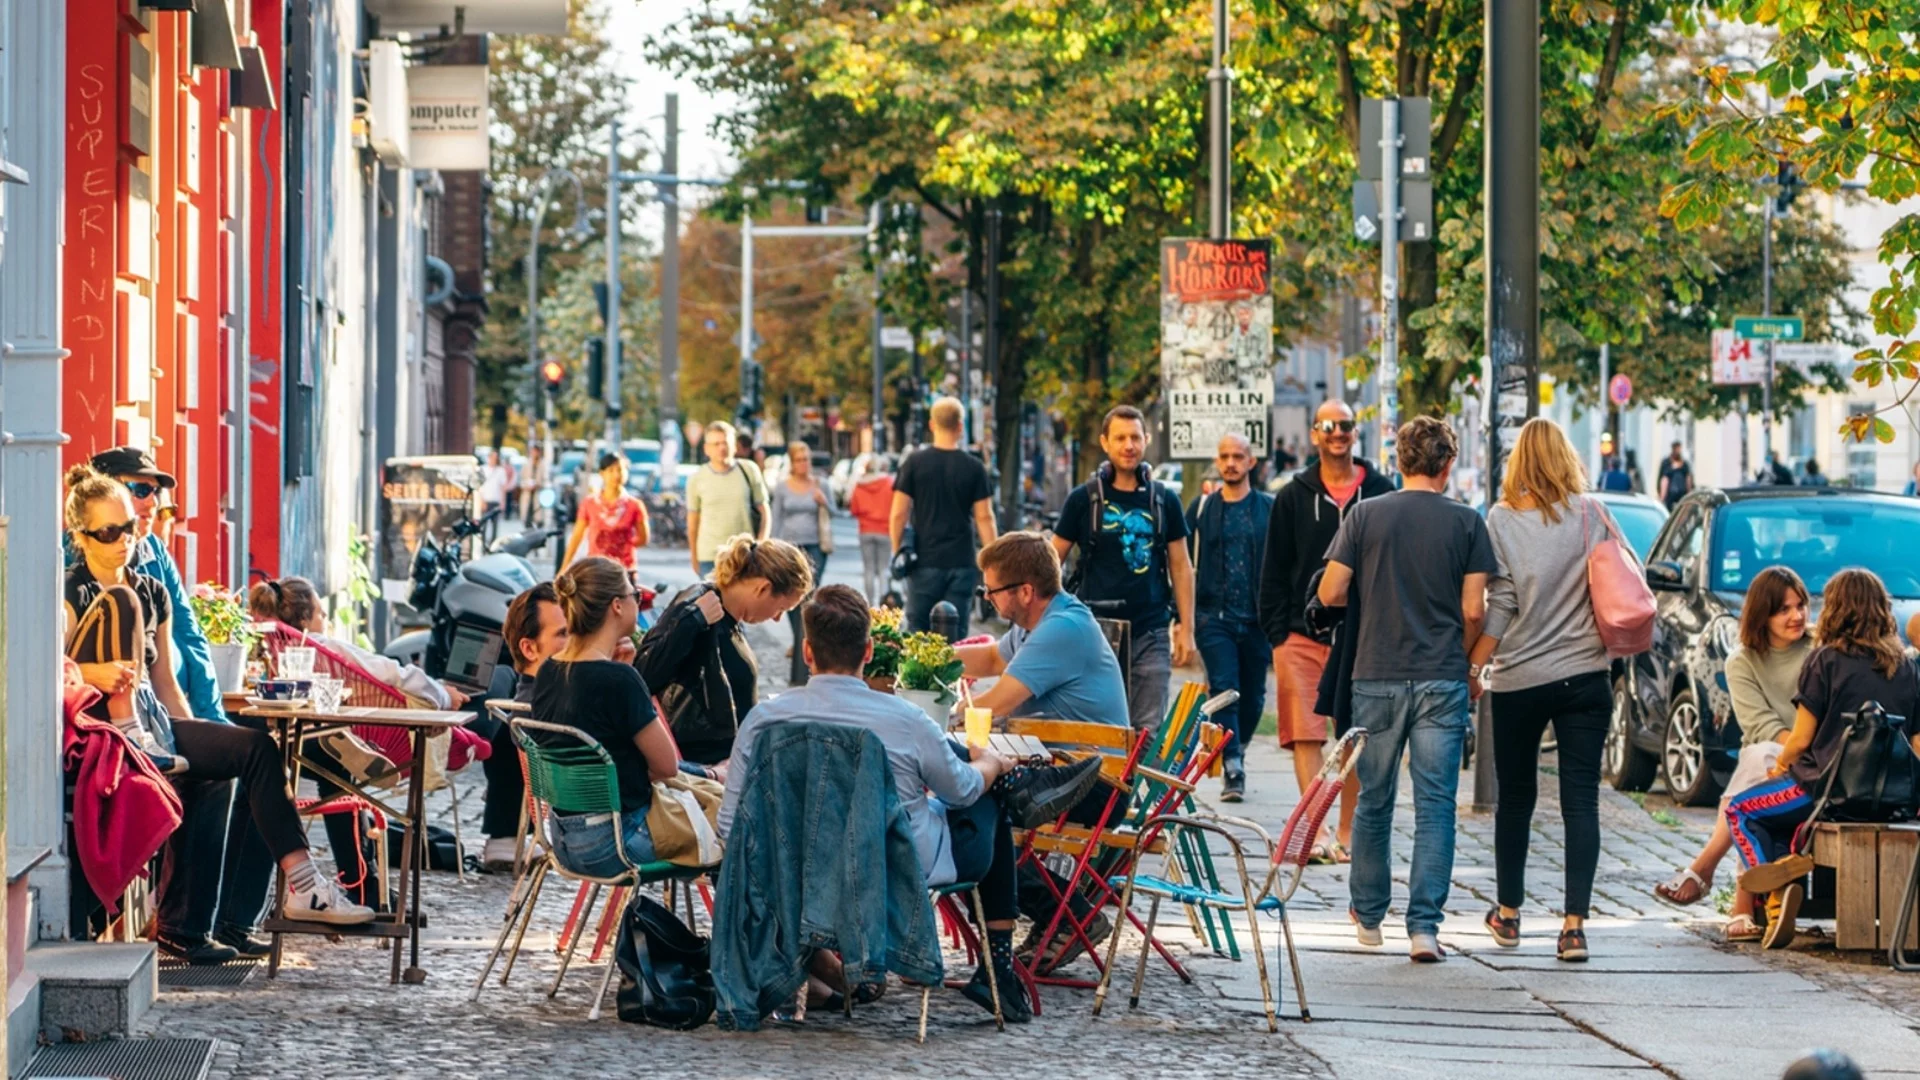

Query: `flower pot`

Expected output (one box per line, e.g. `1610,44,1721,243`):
863,675,897,694
897,688,953,727
208,641,247,694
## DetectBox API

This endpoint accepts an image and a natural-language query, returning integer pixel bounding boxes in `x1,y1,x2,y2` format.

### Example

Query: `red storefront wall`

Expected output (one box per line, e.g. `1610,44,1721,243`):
64,0,272,587
247,0,283,581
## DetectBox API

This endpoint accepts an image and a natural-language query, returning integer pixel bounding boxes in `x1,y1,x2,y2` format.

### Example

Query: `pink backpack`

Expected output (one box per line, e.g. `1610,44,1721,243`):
1582,499,1656,658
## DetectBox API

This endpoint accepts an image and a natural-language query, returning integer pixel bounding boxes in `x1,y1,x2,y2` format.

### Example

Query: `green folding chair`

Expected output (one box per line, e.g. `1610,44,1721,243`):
470,718,712,1020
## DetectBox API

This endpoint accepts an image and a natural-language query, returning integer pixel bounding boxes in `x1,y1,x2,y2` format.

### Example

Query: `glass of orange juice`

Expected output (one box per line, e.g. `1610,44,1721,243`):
964,707,993,749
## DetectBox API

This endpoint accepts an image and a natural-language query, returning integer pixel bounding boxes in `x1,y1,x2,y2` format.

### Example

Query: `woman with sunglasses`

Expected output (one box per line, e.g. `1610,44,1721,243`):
63,466,373,962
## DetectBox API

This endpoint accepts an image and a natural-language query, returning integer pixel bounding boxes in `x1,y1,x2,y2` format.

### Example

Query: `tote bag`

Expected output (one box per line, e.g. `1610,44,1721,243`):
1582,498,1656,658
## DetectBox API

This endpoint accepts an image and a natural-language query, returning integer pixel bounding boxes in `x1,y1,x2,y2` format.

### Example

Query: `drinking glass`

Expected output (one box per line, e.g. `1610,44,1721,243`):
310,677,345,715
279,646,316,679
964,707,993,749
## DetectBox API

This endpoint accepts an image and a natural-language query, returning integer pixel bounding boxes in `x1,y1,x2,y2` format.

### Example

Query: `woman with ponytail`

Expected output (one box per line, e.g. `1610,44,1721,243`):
635,534,815,764
246,577,464,709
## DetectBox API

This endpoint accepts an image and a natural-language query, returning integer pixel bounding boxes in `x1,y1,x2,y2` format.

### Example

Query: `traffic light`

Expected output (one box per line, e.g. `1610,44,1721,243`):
584,337,605,400
592,281,611,326
540,359,565,395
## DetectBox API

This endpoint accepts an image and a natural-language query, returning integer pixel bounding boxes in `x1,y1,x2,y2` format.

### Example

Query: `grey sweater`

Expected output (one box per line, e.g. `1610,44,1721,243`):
1724,637,1810,746
1482,496,1611,693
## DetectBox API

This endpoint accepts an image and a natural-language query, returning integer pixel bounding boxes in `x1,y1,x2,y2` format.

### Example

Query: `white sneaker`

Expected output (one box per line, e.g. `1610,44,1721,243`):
317,730,400,788
285,873,377,926
1409,932,1446,963
482,837,519,872
121,721,189,775
1350,909,1383,947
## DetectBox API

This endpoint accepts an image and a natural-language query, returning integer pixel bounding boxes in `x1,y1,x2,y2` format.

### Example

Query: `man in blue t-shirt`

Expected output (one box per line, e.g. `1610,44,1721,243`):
958,533,1128,726
1049,405,1194,730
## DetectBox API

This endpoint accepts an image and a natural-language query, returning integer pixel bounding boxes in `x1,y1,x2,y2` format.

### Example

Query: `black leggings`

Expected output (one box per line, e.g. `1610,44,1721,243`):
1490,671,1611,918
170,719,308,860
464,709,526,839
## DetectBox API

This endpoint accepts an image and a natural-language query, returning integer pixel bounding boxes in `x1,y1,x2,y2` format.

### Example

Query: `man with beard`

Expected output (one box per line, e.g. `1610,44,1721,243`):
1185,433,1273,800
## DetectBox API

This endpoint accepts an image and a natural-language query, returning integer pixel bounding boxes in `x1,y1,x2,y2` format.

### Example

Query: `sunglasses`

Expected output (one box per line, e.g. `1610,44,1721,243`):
975,582,1027,601
82,521,138,544
1313,419,1357,435
124,480,161,500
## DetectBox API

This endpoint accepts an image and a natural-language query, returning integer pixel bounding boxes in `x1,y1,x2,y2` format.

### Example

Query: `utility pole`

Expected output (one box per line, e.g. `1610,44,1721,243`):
527,167,589,493
660,94,681,426
1377,98,1400,470
604,118,624,449
1761,192,1775,472
872,204,886,453
740,207,755,427
1206,0,1231,238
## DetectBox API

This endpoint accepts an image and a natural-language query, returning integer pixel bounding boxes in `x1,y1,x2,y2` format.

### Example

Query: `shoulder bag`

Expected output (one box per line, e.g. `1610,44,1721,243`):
614,893,716,1029
1581,497,1656,658
647,773,726,866
1792,701,1918,840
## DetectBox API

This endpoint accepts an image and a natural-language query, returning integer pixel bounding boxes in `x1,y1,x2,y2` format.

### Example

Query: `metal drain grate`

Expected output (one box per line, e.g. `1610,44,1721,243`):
157,958,259,989
24,1038,214,1080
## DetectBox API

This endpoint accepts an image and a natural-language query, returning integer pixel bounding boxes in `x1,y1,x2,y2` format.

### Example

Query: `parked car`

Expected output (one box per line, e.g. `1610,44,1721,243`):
1605,486,1920,805
1590,489,1667,561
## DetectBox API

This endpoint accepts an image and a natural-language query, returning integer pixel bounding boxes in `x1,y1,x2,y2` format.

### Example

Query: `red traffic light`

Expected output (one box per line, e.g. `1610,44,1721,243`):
540,360,565,388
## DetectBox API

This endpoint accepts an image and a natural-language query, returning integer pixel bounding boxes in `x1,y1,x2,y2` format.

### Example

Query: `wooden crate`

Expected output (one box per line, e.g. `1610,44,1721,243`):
1809,822,1920,952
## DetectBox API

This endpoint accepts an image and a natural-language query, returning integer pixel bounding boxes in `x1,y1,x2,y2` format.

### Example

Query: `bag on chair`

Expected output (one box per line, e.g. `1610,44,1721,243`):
647,774,726,867
1803,701,1917,827
614,893,715,1029
1582,498,1656,658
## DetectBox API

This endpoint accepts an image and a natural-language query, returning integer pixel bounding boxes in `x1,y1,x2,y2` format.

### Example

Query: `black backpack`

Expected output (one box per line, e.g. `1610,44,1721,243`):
1799,701,1918,829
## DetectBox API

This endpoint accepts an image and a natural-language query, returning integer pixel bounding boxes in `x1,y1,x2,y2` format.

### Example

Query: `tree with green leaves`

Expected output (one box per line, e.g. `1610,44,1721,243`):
1660,0,1920,443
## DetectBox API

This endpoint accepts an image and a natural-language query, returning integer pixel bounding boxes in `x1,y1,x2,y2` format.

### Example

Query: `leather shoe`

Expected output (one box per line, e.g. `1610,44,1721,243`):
213,925,274,959
157,934,239,966
999,756,1103,829
960,962,1032,1023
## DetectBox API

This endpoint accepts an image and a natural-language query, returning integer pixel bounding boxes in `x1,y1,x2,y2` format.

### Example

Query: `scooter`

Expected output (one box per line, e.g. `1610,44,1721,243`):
385,511,662,690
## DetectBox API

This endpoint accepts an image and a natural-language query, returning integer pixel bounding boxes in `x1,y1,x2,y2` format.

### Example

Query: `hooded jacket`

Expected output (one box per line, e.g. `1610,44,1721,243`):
848,472,895,535
1256,456,1396,646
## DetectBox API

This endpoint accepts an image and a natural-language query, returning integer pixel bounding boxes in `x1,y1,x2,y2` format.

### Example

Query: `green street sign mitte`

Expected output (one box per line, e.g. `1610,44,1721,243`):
1734,315,1803,341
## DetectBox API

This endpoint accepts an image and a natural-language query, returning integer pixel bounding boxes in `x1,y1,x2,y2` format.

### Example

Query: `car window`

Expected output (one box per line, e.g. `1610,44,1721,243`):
1606,503,1666,561
1653,505,1704,585
1714,497,1920,598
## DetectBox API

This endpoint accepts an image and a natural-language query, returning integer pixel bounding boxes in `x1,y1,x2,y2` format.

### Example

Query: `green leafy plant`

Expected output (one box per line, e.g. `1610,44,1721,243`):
897,631,963,701
865,606,905,682
333,534,380,651
188,583,255,646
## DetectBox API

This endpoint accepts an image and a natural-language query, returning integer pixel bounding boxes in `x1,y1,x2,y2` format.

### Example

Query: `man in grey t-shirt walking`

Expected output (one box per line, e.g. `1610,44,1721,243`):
1316,416,1495,963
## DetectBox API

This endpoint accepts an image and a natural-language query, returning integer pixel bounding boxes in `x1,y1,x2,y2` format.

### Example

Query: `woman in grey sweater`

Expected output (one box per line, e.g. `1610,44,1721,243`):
1467,419,1615,962
771,442,831,685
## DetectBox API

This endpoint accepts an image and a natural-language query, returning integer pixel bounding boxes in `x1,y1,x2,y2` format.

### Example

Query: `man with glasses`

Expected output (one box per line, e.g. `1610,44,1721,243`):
87,447,227,723
1256,402,1392,854
958,532,1127,726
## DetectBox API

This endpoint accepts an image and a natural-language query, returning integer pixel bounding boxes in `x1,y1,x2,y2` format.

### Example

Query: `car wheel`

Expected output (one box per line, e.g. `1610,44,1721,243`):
1603,676,1658,792
1661,687,1722,806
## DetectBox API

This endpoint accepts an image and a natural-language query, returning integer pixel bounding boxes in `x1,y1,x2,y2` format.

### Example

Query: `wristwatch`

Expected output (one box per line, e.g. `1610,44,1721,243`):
1468,664,1485,680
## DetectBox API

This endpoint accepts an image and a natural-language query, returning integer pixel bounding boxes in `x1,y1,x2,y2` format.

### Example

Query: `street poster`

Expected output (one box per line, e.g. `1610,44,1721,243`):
1160,238,1272,458
1711,328,1763,385
380,455,481,580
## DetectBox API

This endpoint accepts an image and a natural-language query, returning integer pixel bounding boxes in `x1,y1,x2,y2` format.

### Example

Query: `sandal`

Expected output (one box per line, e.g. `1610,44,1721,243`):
1724,914,1763,943
1330,841,1352,865
1654,867,1709,906
1308,842,1336,866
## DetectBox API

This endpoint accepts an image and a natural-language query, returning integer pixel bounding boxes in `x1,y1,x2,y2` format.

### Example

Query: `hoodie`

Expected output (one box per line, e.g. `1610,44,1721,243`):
1256,456,1396,646
848,472,895,535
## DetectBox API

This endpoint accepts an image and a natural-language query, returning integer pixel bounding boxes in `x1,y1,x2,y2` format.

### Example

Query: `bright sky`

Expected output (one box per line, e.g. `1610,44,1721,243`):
604,0,740,214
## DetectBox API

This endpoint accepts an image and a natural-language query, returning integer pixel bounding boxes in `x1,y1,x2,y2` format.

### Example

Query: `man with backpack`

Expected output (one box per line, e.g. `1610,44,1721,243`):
1186,433,1274,800
1051,405,1195,731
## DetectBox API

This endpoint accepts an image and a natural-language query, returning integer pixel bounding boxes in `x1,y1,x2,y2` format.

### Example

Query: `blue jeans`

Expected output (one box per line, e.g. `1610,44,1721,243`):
1194,613,1265,774
548,810,657,879
1347,679,1470,936
906,566,980,638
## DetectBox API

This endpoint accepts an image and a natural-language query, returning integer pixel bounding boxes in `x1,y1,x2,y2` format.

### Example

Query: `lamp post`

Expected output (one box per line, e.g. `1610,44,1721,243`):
526,167,592,511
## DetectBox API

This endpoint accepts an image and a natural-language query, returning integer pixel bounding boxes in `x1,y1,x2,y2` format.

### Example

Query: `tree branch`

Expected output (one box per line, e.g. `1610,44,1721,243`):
1432,44,1480,173
913,182,962,224
1336,27,1362,152
1580,0,1633,152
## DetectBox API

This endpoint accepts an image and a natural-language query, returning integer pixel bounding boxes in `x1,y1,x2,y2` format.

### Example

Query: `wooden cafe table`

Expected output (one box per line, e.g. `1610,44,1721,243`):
238,702,471,985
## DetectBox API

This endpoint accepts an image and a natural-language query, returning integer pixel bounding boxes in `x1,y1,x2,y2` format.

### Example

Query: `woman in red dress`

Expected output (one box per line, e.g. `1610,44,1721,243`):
561,453,651,571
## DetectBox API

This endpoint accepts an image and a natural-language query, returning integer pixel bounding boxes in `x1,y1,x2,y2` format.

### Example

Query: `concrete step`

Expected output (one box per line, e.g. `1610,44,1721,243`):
6,847,50,1079
22,942,155,1045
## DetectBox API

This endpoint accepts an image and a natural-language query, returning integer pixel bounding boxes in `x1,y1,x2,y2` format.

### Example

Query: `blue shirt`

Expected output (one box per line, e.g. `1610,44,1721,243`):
997,592,1130,726
717,674,984,886
1216,495,1260,621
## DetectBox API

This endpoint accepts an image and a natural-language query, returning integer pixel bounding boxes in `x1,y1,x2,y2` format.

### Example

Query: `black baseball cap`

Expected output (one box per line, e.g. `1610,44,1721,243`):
90,446,176,489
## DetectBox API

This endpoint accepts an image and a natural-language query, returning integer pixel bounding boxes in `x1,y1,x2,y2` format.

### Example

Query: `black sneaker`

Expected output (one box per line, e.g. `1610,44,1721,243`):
960,962,1032,1023
156,933,239,966
1019,911,1113,975
212,925,274,959
999,756,1104,829
1221,770,1246,803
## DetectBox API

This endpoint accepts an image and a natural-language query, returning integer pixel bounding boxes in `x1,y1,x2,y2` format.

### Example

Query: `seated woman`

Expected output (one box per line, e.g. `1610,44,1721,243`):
1727,568,1920,950
62,466,372,963
636,535,815,766
248,577,467,710
1654,567,1812,942
533,557,682,876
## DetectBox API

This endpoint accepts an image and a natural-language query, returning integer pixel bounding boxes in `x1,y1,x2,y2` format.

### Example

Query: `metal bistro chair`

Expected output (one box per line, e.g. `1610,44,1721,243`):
921,881,1006,1042
470,718,713,1020
1095,726,1367,1030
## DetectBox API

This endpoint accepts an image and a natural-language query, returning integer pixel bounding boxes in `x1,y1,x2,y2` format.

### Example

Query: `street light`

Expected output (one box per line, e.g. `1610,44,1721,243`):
526,167,591,520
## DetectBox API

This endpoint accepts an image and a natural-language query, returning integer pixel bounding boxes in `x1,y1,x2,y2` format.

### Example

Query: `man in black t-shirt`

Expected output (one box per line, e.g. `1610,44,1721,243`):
1051,405,1196,731
1658,442,1692,509
892,397,998,636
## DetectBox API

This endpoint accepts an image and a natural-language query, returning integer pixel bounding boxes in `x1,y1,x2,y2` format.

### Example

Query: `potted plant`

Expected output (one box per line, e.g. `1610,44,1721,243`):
863,607,904,692
895,631,964,726
189,583,256,693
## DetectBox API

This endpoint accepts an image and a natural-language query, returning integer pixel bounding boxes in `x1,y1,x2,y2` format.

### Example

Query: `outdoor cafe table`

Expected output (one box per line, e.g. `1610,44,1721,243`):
238,703,471,985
